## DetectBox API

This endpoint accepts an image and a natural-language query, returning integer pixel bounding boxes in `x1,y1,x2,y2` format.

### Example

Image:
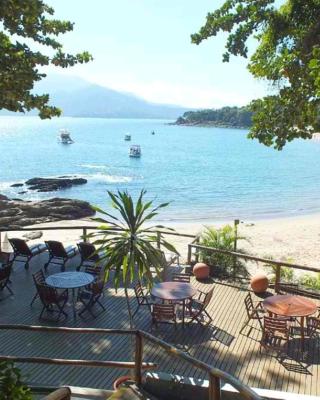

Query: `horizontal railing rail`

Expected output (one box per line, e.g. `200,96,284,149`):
187,243,320,293
0,324,261,400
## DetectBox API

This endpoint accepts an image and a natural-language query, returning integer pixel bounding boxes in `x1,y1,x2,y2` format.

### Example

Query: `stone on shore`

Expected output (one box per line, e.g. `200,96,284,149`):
25,177,87,192
0,195,95,230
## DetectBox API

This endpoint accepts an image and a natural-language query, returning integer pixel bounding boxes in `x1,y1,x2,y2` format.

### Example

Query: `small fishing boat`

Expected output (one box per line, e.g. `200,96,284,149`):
58,129,74,144
124,134,131,141
151,130,155,135
129,145,141,158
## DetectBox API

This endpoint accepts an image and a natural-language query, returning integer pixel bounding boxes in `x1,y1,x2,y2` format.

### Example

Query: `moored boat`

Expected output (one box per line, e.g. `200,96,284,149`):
125,134,131,141
58,129,74,144
129,145,141,158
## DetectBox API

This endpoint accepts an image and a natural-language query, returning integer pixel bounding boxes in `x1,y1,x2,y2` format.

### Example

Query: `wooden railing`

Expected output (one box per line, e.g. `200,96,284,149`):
0,324,261,400
187,243,320,294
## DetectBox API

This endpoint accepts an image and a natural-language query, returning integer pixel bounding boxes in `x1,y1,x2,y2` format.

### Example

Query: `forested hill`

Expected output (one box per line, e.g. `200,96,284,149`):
174,106,252,128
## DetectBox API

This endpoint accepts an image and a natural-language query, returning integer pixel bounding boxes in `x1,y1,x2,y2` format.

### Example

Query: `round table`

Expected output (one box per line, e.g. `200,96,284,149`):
151,282,197,326
263,294,317,346
46,272,94,319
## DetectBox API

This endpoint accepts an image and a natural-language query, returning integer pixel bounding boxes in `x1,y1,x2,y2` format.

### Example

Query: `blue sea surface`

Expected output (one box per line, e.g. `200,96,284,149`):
0,116,320,222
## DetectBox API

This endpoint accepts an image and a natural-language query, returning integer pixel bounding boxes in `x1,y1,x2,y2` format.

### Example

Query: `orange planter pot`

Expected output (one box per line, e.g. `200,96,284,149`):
193,262,210,279
250,273,269,293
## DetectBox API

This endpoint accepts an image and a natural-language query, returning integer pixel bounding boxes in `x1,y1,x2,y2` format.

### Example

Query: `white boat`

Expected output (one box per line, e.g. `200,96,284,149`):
129,145,141,158
124,134,131,141
58,129,74,144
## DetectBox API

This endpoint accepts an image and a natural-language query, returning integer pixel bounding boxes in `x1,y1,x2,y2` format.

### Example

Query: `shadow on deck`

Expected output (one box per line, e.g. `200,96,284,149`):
0,250,319,396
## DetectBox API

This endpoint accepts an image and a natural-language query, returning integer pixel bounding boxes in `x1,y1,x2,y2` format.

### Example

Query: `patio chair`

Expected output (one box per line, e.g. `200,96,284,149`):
187,286,214,326
239,292,265,334
151,303,177,329
172,272,191,283
30,269,45,306
77,279,105,318
0,263,13,295
41,387,71,400
44,241,77,272
9,238,46,270
133,281,152,317
306,316,320,338
82,263,104,279
77,242,102,270
260,316,290,355
36,283,68,321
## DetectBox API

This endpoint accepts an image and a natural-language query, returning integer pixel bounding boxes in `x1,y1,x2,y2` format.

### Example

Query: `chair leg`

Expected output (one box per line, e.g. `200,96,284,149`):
30,292,38,306
6,284,13,296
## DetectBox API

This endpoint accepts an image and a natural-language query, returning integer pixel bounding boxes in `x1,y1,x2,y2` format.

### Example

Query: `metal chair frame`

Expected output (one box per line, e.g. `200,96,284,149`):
260,316,290,355
30,269,45,306
36,283,68,321
239,292,265,334
151,303,177,329
78,280,106,318
187,287,214,326
0,263,13,295
133,281,152,317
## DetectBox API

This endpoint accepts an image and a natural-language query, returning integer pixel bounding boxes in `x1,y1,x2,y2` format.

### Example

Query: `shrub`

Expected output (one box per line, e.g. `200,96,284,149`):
198,225,249,278
0,361,32,400
299,273,320,291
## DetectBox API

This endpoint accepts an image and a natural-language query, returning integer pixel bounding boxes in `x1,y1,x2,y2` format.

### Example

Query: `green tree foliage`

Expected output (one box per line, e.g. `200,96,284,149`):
177,106,252,128
191,0,320,149
0,0,92,118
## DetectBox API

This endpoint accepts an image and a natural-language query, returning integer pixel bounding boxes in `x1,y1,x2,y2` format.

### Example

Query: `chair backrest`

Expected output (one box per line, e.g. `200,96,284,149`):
172,273,190,283
78,242,99,261
244,293,254,317
33,269,45,285
152,304,175,321
203,287,214,308
46,241,67,258
307,316,320,337
36,283,58,304
9,238,31,256
263,316,288,336
134,281,145,304
84,264,103,277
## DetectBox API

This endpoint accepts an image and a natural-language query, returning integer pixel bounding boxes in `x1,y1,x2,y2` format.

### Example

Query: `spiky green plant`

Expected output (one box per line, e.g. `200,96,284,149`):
199,225,249,278
0,361,32,400
88,190,178,328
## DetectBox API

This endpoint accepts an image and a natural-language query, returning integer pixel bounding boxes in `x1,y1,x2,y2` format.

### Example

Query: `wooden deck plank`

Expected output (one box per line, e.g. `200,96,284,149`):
0,252,319,395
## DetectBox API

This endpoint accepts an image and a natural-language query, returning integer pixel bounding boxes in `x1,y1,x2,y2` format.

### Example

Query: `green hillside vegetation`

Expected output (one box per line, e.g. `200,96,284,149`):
175,106,252,128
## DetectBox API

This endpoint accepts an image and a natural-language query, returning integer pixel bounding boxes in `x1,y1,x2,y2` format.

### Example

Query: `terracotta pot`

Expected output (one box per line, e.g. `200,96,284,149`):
250,273,269,293
193,262,210,279
113,375,132,390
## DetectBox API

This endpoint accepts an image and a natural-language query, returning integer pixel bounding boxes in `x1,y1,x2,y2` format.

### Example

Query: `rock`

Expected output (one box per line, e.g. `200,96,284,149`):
0,194,9,201
25,177,87,192
23,231,43,240
18,191,27,194
10,183,24,187
0,194,95,229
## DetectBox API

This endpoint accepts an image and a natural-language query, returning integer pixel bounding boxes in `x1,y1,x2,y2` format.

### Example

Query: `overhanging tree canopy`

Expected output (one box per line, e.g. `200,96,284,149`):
0,0,92,118
191,0,320,149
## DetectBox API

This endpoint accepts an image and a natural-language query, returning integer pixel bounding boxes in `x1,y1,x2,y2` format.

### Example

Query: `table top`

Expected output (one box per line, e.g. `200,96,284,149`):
263,294,318,318
46,271,94,289
151,281,197,301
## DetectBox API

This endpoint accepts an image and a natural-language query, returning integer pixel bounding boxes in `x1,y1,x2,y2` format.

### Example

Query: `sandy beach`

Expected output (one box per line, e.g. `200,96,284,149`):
3,213,320,275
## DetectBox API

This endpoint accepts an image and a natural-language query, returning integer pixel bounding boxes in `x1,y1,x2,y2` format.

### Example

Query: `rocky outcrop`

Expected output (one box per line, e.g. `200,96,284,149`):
25,177,87,192
0,196,95,230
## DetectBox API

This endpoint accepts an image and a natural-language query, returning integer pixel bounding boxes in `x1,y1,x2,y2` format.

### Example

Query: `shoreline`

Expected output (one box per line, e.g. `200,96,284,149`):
3,212,320,272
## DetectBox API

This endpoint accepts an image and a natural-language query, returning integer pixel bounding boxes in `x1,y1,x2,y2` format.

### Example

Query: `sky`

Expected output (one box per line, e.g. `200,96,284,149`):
45,0,269,108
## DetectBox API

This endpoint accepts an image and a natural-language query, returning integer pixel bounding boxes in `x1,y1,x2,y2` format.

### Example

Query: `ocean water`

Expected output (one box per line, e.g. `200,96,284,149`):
0,116,320,222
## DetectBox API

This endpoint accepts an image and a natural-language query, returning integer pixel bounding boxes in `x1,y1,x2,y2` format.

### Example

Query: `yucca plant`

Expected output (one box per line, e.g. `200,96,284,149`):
88,190,178,328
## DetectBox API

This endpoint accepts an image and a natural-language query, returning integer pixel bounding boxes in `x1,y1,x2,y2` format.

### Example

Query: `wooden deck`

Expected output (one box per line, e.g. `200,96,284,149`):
0,251,319,396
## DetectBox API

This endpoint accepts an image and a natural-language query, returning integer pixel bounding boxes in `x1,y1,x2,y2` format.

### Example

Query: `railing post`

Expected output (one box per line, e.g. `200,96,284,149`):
209,375,221,400
275,265,281,293
187,244,192,264
156,231,161,249
134,332,143,386
83,228,87,242
195,237,200,262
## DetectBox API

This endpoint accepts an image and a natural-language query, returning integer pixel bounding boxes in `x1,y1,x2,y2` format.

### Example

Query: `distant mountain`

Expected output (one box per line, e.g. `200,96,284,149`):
0,74,187,119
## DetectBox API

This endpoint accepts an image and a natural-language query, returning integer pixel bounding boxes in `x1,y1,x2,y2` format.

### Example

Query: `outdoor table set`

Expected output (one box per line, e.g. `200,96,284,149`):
262,294,318,347
46,271,94,319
